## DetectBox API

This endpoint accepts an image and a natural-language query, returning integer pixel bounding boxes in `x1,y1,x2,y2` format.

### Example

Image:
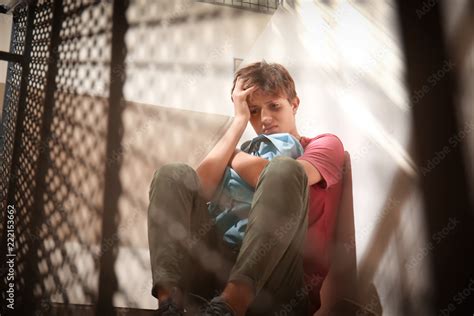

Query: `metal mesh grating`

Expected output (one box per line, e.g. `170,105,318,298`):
32,0,113,308
1,0,115,312
198,0,280,13
0,5,28,252
0,63,22,220
0,1,55,309
10,6,28,56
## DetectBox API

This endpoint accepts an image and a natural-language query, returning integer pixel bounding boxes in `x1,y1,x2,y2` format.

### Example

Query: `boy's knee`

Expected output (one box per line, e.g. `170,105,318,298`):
153,163,194,181
266,157,307,184
150,163,198,194
259,158,309,214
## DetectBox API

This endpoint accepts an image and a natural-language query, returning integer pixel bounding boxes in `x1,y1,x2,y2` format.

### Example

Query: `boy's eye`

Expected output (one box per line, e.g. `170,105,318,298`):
250,108,259,115
271,103,279,108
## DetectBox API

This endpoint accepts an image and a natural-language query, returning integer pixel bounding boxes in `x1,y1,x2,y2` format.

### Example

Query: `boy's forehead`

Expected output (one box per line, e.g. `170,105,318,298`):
249,89,286,105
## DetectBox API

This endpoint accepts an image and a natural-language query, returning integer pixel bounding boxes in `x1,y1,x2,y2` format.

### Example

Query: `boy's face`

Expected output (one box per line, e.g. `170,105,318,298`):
247,88,300,136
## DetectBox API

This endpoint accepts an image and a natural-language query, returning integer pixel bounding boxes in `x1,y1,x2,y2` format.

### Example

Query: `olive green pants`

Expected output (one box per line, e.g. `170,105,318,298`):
148,157,309,315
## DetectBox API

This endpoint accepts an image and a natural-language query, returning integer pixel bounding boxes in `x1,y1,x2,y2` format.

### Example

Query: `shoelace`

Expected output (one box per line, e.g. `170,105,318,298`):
169,303,182,314
159,299,184,315
187,292,210,305
184,293,209,313
198,299,235,315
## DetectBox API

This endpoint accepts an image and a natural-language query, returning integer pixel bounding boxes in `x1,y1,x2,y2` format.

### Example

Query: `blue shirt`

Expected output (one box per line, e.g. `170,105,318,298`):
208,133,304,249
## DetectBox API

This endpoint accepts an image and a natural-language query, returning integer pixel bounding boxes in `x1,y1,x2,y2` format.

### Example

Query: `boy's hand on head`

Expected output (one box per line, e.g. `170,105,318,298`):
232,76,257,121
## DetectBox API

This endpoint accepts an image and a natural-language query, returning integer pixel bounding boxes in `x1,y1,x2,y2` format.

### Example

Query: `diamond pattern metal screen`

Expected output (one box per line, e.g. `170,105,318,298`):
0,5,28,238
198,0,279,13
0,0,115,314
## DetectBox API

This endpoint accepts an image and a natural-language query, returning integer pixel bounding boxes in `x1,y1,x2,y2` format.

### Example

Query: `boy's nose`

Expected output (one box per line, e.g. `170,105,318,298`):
261,109,272,124
261,116,272,126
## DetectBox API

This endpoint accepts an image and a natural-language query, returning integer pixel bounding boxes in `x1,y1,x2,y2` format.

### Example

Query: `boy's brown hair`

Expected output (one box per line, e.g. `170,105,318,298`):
231,61,297,102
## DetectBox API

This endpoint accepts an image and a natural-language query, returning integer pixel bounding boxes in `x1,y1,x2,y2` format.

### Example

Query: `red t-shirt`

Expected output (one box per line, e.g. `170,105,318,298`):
297,133,345,315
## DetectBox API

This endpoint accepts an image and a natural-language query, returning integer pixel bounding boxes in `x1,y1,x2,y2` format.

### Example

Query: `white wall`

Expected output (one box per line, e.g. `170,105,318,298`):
124,0,272,118
0,13,13,83
237,2,431,315
115,0,274,309
121,1,434,313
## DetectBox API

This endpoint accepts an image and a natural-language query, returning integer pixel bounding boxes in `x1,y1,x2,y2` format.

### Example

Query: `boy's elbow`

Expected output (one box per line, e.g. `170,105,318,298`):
196,162,218,201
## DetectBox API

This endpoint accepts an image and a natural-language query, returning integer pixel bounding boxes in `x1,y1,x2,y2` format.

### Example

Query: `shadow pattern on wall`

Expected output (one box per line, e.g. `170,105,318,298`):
0,1,236,315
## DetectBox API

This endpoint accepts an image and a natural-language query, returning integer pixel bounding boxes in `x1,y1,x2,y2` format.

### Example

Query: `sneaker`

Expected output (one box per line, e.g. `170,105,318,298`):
156,297,185,316
197,296,236,316
184,293,210,314
156,286,185,316
156,291,210,315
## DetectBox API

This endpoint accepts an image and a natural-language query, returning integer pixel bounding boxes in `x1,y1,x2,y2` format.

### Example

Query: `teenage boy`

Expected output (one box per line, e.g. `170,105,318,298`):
148,61,345,316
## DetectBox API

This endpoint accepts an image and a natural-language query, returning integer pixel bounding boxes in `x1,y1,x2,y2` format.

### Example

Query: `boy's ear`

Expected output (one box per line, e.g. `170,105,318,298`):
291,96,300,113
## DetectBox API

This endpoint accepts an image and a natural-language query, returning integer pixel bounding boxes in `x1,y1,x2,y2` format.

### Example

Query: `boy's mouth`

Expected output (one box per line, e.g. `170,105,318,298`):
263,126,278,133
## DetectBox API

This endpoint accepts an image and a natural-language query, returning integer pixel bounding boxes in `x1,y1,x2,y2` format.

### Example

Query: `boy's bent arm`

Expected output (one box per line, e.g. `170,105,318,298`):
231,151,269,189
196,116,248,201
232,153,324,188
